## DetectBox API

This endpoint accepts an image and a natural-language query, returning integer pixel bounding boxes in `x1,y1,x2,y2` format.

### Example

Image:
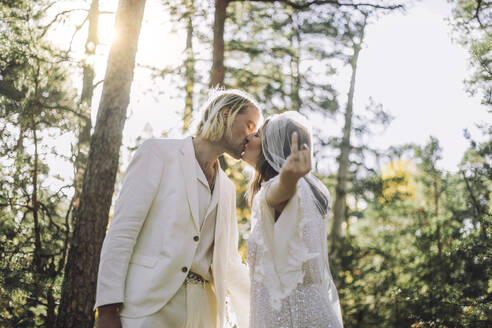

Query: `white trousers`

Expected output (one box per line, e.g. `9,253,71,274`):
120,282,217,328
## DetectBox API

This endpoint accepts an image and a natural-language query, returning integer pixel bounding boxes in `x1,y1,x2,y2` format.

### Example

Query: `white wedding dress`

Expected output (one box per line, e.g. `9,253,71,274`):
247,177,344,328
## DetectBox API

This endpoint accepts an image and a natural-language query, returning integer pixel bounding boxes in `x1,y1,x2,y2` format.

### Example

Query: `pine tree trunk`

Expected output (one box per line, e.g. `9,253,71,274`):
210,0,229,88
73,0,100,201
330,33,364,273
56,1,147,327
289,12,301,111
211,0,230,169
183,0,195,132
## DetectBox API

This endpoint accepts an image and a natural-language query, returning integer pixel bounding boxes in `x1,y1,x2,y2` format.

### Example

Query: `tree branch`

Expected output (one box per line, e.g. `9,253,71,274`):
241,0,403,10
474,0,484,28
40,9,89,37
67,15,89,54
93,79,104,90
36,101,90,121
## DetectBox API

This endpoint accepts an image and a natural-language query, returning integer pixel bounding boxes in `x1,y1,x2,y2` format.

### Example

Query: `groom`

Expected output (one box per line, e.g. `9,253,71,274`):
94,89,261,328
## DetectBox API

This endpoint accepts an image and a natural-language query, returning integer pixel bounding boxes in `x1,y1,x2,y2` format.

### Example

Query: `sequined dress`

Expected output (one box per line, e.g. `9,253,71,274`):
247,177,343,328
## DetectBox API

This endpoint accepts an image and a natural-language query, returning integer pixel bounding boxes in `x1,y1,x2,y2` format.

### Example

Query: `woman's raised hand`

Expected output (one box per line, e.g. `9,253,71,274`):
280,131,312,183
265,131,312,211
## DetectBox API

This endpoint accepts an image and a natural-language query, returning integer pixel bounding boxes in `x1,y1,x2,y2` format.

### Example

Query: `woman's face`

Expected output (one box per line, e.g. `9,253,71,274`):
242,128,262,168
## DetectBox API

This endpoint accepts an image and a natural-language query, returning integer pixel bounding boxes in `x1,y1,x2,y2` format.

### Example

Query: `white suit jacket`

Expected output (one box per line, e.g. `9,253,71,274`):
94,137,250,328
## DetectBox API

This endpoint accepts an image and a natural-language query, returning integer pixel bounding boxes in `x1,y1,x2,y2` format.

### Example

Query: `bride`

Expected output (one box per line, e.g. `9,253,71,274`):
242,111,343,328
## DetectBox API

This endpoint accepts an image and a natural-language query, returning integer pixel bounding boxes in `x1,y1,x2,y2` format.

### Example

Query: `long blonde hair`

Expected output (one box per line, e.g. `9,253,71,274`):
195,89,259,141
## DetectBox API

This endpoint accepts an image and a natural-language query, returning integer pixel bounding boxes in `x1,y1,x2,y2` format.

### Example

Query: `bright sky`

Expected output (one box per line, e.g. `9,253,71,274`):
48,0,490,182
354,0,490,172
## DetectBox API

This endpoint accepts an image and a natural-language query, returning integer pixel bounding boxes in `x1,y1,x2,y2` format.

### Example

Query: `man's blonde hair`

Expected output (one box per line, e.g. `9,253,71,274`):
195,89,259,141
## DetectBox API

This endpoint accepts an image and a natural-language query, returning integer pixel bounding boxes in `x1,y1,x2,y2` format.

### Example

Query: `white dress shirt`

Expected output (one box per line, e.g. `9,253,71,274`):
190,153,218,281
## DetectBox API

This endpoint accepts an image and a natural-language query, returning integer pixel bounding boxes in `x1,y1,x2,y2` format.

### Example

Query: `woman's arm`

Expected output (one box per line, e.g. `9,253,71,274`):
265,132,311,214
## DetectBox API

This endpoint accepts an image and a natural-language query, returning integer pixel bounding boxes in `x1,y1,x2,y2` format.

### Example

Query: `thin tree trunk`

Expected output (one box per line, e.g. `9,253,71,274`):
56,1,147,327
73,0,100,201
210,0,229,88
330,20,366,274
61,0,100,277
330,43,361,246
211,0,230,169
289,12,301,111
32,125,42,271
46,286,56,326
31,64,43,275
183,0,195,132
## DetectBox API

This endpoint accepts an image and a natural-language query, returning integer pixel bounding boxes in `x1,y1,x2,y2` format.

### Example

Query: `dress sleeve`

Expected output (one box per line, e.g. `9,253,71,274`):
252,178,319,310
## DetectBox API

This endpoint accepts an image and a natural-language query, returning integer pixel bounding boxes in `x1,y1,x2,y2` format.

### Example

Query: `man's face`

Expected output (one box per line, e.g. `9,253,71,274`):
224,105,261,159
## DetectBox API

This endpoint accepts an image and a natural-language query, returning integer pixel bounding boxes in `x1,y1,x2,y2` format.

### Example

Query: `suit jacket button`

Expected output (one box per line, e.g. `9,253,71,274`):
193,235,199,242
182,267,188,273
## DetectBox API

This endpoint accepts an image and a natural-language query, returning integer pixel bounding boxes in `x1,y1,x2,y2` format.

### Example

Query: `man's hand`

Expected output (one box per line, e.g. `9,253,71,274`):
96,304,122,328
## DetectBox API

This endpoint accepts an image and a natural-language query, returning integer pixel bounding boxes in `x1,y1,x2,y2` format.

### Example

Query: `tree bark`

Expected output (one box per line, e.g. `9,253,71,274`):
209,0,229,88
56,1,147,327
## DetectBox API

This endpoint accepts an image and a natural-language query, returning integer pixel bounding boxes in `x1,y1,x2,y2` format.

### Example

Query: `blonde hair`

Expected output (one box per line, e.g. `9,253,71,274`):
195,89,259,141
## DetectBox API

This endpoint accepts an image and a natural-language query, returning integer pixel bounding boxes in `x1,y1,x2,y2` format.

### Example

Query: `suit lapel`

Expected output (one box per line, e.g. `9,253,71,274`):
180,137,200,231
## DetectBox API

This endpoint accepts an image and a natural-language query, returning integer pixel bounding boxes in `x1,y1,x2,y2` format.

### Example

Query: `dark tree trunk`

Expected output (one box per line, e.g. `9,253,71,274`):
46,286,56,326
210,0,229,88
211,0,230,169
56,0,147,327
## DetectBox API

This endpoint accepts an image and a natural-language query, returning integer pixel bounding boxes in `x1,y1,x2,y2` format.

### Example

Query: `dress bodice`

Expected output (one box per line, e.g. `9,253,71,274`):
247,177,343,328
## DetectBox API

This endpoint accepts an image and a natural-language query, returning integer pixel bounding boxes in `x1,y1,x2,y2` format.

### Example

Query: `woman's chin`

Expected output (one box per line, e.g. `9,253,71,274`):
241,154,255,167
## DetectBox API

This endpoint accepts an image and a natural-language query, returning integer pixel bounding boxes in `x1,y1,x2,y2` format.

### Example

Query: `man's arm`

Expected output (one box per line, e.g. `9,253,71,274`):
94,139,167,311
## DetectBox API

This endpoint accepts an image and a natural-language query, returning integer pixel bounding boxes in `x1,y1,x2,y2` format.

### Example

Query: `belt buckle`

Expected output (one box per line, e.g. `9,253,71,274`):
186,271,209,286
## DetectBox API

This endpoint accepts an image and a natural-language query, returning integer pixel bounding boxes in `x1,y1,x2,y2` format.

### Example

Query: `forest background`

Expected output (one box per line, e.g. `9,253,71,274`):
0,0,490,327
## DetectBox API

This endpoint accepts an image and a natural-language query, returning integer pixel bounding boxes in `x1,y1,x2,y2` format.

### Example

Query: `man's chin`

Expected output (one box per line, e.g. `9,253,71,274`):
225,149,243,160
229,152,242,160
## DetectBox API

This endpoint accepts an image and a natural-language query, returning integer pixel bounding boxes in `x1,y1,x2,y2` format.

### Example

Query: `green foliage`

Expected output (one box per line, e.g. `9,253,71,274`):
226,1,340,116
0,1,81,326
448,0,491,107
337,137,491,327
0,1,489,327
